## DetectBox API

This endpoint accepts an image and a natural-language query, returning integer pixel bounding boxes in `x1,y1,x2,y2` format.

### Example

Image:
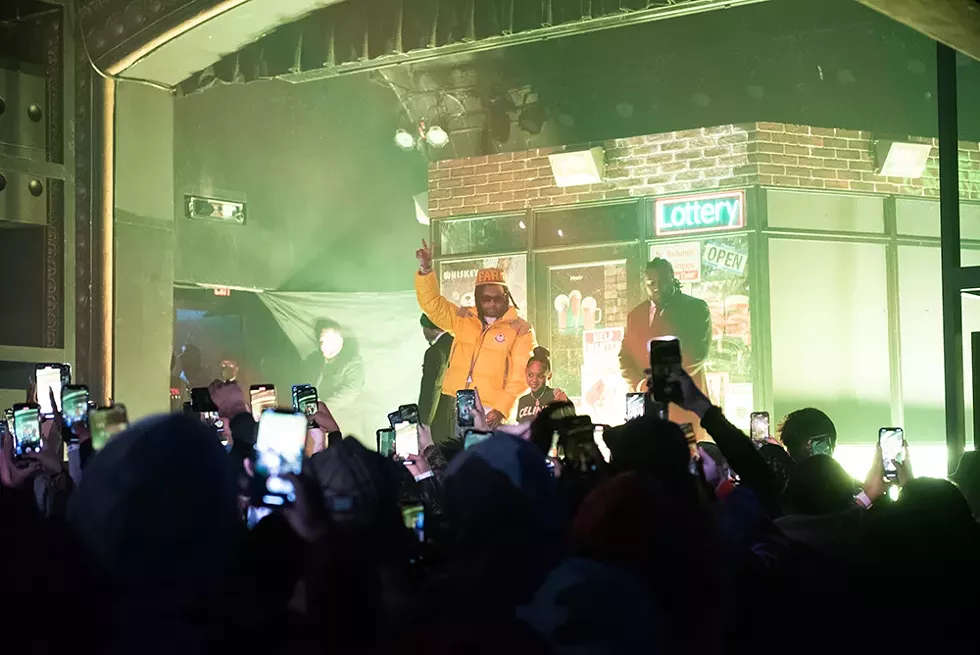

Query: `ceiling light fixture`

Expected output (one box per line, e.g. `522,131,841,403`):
426,125,450,148
394,128,416,151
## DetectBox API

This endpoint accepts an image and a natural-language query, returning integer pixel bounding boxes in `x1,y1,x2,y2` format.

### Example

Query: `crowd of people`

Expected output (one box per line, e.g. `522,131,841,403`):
4,243,980,654
4,359,980,654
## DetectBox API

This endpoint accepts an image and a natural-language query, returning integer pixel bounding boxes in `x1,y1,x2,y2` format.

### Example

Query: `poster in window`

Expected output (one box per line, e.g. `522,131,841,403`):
650,234,753,417
548,260,629,400
438,255,528,318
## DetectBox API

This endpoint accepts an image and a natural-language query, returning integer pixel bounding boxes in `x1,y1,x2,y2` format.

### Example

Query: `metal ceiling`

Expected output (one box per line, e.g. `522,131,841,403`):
124,0,347,86
175,0,769,94
856,0,980,61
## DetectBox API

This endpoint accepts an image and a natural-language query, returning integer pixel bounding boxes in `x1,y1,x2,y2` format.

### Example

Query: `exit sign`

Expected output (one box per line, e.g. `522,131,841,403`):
213,287,231,297
654,190,746,237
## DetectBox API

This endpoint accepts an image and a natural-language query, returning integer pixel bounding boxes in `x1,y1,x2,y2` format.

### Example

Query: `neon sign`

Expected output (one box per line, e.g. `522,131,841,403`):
654,190,746,236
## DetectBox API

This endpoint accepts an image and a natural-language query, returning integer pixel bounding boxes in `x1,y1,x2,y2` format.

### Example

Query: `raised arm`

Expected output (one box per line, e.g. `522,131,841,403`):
415,239,457,333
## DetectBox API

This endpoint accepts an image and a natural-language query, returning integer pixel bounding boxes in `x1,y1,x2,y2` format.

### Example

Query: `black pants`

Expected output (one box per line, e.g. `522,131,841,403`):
431,394,456,445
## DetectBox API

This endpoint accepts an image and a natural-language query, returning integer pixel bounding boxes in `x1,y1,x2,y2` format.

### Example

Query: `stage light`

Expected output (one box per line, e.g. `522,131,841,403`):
487,94,514,143
518,103,547,135
873,140,932,178
426,125,450,148
395,129,416,151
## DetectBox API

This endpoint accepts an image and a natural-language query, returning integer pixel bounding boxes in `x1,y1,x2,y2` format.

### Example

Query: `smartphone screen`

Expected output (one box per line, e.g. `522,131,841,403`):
456,390,476,429
253,410,307,506
402,505,425,543
13,405,42,456
62,385,90,431
879,427,905,478
89,405,129,450
36,363,70,417
750,412,770,441
626,393,645,420
190,387,217,413
249,384,277,421
679,423,696,444
291,385,318,427
464,429,492,450
377,428,396,457
199,412,225,441
398,404,420,425
394,420,419,457
649,338,682,405
808,435,833,457
387,410,402,428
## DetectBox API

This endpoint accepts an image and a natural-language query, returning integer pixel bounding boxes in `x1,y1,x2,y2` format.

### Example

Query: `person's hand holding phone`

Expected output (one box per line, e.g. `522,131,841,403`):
47,389,66,432
26,376,37,405
310,401,340,434
862,443,888,502
0,430,38,488
895,440,913,487
30,412,65,475
282,472,329,543
417,422,435,454
416,238,434,275
665,367,712,419
470,388,491,431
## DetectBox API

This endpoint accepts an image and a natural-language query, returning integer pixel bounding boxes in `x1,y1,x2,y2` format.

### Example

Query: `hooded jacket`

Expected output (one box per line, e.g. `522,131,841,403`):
415,271,535,418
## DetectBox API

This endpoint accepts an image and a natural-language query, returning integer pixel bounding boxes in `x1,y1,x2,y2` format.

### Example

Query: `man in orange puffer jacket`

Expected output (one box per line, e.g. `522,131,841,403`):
414,240,536,429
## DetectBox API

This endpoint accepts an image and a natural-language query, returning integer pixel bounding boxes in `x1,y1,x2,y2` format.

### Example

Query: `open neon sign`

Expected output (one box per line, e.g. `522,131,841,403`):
654,190,746,236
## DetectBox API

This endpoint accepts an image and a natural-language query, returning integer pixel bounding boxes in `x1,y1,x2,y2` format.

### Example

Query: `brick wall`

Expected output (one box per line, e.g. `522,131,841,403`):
427,122,980,219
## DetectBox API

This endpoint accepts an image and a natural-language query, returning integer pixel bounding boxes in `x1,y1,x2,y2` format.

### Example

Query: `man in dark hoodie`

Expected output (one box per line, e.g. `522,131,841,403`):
67,414,242,654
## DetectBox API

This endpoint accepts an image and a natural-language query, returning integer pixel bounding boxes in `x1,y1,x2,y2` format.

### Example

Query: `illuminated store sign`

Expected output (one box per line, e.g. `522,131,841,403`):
654,190,746,236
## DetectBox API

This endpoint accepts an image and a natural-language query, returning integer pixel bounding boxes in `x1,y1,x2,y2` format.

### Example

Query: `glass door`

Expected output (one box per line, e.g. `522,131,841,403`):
533,245,644,426
648,233,754,429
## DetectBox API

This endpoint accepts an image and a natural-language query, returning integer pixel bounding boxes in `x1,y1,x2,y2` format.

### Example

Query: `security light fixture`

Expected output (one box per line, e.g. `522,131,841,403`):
873,139,933,178
548,147,606,187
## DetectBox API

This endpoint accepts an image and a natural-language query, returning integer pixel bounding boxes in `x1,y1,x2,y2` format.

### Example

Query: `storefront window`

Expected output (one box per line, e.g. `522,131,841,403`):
895,198,980,241
897,246,980,445
546,260,630,425
768,239,891,443
437,255,528,318
534,202,639,248
437,214,527,256
767,190,884,233
649,235,753,427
